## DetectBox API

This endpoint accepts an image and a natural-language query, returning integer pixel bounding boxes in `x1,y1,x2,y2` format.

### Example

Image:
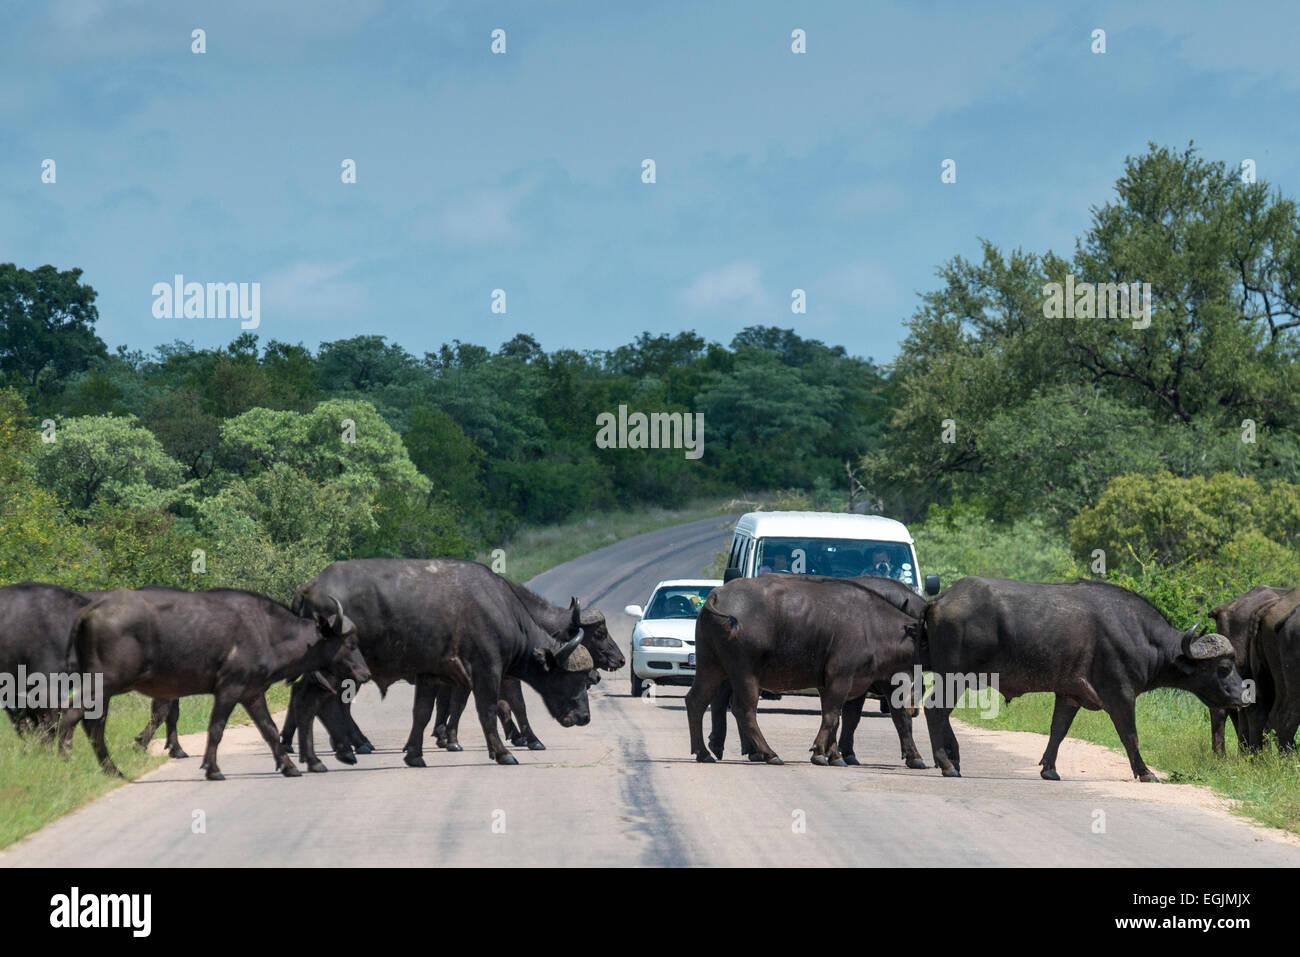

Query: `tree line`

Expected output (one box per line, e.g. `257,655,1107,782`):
2,142,1298,603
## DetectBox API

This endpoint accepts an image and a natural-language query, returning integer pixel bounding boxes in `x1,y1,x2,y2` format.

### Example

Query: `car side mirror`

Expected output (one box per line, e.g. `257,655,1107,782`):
924,574,941,597
623,604,643,619
723,567,742,583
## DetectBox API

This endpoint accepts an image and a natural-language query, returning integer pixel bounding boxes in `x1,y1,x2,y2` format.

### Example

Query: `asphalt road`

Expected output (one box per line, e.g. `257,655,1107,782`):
4,515,1298,867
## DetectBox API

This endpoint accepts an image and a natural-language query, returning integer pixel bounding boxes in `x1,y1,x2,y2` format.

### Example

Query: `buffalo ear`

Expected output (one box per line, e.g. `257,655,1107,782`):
533,647,554,672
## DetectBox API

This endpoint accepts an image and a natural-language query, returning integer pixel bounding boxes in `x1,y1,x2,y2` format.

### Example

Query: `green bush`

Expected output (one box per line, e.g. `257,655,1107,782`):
1070,471,1300,570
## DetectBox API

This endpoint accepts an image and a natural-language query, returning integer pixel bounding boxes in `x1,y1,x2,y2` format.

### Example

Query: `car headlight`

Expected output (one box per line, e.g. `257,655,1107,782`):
639,636,683,647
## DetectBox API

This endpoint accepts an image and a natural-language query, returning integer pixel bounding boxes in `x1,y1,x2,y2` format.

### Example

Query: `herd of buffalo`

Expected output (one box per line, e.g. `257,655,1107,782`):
2,555,1299,784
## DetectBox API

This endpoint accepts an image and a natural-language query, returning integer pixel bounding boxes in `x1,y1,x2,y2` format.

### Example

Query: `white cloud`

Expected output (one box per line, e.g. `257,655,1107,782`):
434,182,533,246
262,259,367,321
679,261,766,312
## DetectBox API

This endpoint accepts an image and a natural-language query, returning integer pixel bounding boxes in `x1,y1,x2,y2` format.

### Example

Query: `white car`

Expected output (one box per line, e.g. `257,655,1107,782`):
624,579,722,697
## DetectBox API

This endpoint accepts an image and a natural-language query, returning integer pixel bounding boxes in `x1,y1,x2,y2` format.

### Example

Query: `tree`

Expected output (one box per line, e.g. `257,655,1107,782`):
0,264,107,399
34,415,187,513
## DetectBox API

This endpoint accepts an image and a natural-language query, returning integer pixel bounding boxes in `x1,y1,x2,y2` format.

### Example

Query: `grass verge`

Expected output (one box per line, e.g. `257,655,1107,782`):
953,688,1300,835
1,683,291,850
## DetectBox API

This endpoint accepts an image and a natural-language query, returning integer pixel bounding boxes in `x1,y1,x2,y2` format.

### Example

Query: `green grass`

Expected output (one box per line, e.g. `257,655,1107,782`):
1,683,291,850
953,687,1300,835
485,495,745,584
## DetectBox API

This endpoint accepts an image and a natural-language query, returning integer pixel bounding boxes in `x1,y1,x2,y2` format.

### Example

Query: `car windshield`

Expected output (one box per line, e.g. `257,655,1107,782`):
645,585,717,619
755,537,916,586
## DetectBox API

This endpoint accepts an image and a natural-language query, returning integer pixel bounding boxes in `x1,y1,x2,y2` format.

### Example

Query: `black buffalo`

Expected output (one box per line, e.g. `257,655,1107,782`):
0,583,94,736
58,587,368,780
1251,587,1300,752
1209,585,1288,754
921,577,1246,782
431,587,624,752
290,559,599,770
686,574,923,766
0,582,189,757
705,575,929,768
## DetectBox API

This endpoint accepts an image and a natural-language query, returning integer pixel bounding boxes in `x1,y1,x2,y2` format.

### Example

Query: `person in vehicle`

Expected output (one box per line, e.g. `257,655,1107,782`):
869,547,896,579
758,547,792,575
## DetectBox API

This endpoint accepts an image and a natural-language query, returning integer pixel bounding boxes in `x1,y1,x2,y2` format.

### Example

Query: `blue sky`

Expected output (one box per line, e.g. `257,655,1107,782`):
3,0,1298,364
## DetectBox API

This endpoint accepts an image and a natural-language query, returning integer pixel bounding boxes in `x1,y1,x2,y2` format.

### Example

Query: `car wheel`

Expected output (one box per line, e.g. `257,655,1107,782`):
630,672,644,697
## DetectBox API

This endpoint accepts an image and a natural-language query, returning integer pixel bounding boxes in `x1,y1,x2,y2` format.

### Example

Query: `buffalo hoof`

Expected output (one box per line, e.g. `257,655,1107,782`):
280,764,302,778
169,748,189,760
811,754,830,767
1138,772,1160,783
1041,768,1061,781
527,741,546,751
496,754,519,766
905,757,927,770
354,742,374,755
940,767,961,778
766,756,784,766
842,753,860,766
334,749,357,765
444,743,463,752
404,753,427,768
307,760,328,773
205,769,225,781
831,758,848,768
695,751,716,763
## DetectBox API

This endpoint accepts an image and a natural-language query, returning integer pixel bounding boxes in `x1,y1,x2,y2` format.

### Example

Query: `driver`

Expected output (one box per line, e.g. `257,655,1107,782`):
758,546,792,575
868,547,896,579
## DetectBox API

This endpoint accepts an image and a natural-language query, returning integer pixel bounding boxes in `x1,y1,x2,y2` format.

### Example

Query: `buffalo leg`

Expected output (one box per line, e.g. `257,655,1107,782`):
707,682,733,759
160,699,187,758
837,693,867,764
294,683,330,773
244,693,300,777
1271,702,1300,753
1106,699,1155,781
733,676,782,765
1039,695,1079,781
923,703,961,777
280,679,303,753
200,691,240,781
84,704,122,778
432,684,451,747
341,700,374,754
134,699,166,751
402,675,440,768
501,679,544,750
1209,706,1227,757
811,679,851,766
685,664,726,763
888,694,927,769
325,697,362,766
442,685,468,751
470,673,516,765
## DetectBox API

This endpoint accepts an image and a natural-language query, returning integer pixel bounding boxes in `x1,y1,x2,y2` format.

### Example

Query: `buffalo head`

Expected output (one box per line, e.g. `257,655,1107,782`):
314,596,371,688
1177,624,1246,709
531,633,595,727
568,597,625,671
